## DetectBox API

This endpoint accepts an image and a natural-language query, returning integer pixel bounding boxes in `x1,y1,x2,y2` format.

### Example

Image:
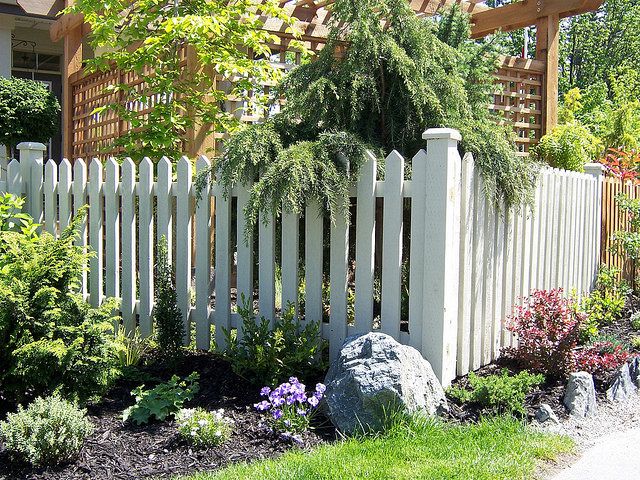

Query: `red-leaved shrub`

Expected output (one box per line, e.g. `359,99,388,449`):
574,342,631,376
505,289,585,378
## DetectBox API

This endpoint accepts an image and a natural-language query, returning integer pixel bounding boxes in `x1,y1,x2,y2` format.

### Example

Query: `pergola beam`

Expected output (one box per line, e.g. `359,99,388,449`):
471,0,604,39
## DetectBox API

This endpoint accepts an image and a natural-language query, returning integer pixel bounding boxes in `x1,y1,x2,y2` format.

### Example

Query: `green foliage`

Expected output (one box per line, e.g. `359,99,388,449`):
0,396,93,466
447,369,544,416
224,297,324,386
65,0,303,160
611,195,640,284
580,266,627,343
0,78,60,156
631,312,640,331
0,195,119,403
113,325,152,368
631,336,640,351
176,407,233,448
154,236,185,356
0,193,38,237
209,3,538,229
122,372,200,425
533,122,602,172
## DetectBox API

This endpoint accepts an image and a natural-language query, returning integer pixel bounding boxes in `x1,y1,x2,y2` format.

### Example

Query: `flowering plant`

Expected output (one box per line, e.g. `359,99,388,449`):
254,377,325,440
574,341,631,376
176,407,233,448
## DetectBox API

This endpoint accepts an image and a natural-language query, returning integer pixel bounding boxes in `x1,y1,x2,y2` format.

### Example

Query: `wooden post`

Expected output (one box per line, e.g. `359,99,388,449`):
536,14,560,136
62,17,84,160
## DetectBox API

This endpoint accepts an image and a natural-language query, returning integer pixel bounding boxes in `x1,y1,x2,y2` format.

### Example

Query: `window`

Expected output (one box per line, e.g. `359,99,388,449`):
12,51,62,73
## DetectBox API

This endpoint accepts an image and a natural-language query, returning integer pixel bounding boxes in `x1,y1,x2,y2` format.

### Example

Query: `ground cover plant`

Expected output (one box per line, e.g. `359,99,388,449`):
180,415,573,480
0,395,93,467
176,407,233,448
0,195,119,403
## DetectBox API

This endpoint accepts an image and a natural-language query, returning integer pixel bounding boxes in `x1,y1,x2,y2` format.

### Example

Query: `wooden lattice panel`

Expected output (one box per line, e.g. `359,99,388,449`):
491,56,545,157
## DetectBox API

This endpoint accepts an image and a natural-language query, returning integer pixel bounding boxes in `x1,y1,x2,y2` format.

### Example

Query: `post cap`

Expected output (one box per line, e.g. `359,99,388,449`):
584,163,605,176
422,128,462,142
16,142,47,151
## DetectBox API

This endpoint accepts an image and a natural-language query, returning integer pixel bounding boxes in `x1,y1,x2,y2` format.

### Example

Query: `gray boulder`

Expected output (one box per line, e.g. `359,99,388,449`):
628,357,640,388
323,332,448,435
535,403,559,424
606,363,637,402
564,372,597,418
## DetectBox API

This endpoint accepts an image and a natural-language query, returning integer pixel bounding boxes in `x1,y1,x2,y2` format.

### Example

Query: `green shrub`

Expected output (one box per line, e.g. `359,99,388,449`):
0,195,119,403
0,78,60,156
580,266,627,342
631,312,640,331
122,372,199,425
447,369,544,416
0,395,93,466
631,336,640,351
113,325,152,367
153,235,185,356
176,407,233,447
224,297,324,386
534,122,602,172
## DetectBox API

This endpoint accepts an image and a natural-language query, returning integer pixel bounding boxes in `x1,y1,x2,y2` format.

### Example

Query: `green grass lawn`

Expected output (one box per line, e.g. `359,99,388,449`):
179,415,573,480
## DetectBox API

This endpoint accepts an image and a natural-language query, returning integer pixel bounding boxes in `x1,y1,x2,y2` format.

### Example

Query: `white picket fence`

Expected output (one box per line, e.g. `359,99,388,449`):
2,132,603,385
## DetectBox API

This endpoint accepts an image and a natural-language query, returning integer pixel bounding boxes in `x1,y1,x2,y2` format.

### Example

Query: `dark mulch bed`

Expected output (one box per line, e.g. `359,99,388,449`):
0,351,335,480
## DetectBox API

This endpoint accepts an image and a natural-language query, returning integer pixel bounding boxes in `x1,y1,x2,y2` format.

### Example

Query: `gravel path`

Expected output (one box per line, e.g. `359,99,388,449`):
536,391,640,479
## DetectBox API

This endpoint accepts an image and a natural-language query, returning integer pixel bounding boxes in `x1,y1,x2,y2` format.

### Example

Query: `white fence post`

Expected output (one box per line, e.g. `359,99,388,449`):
585,163,604,289
17,142,46,222
420,128,462,387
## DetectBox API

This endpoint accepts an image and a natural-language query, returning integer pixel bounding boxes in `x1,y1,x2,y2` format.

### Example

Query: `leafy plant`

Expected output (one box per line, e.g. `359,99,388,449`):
224,296,324,386
505,289,585,378
631,336,640,351
601,148,640,182
447,369,544,416
122,372,200,425
534,122,602,172
631,311,640,331
176,407,233,448
154,236,185,356
574,341,631,375
0,196,120,403
65,0,302,159
113,325,152,367
0,194,38,236
0,395,93,466
254,378,325,440
580,266,626,342
0,78,60,157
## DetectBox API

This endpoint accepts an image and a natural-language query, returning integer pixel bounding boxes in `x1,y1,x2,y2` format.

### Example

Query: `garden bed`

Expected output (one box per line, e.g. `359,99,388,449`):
0,352,334,480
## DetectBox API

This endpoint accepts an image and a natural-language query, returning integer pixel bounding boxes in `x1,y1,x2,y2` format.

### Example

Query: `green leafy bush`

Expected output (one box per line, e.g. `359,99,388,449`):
0,78,60,156
0,395,93,466
122,372,200,425
631,312,640,331
224,297,324,386
176,407,233,447
0,194,119,403
447,369,544,416
153,235,185,356
631,336,640,351
534,122,602,172
113,325,152,367
580,266,627,343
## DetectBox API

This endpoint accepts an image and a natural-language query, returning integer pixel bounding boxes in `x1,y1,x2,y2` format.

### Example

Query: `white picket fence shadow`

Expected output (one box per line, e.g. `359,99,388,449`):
2,134,604,385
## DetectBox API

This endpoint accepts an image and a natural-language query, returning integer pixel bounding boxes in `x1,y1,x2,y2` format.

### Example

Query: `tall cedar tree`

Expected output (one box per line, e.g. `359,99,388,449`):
153,236,185,355
211,1,538,230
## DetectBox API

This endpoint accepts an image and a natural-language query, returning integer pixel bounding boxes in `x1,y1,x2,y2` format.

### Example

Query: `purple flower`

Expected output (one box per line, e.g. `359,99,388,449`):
313,391,323,401
284,420,291,427
272,397,285,407
289,376,300,385
286,395,296,405
254,400,271,411
260,386,271,396
296,408,307,416
307,395,319,407
272,409,283,420
315,383,326,394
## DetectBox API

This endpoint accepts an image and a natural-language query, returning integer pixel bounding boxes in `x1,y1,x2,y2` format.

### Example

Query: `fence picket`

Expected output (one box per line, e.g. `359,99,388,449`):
470,172,485,369
73,159,88,298
281,210,299,315
195,156,212,350
258,212,276,325
44,160,57,235
58,159,72,231
104,158,120,300
381,151,404,340
121,158,137,334
139,158,154,338
329,212,349,360
235,183,253,339
7,159,21,197
481,195,495,366
176,157,192,343
157,157,173,260
305,202,323,326
89,159,104,307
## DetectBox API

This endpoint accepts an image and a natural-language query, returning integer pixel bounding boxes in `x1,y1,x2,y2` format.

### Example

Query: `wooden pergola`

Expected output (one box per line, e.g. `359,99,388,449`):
51,0,604,159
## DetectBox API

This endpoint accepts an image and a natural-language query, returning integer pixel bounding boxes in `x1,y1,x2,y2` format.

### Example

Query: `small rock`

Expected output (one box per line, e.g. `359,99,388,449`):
564,372,597,418
535,403,559,424
606,363,637,402
324,332,448,435
628,357,640,388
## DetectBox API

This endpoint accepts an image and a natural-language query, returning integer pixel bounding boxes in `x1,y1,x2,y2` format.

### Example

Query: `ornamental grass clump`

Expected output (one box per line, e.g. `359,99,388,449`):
176,407,234,448
0,395,93,466
254,377,325,442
